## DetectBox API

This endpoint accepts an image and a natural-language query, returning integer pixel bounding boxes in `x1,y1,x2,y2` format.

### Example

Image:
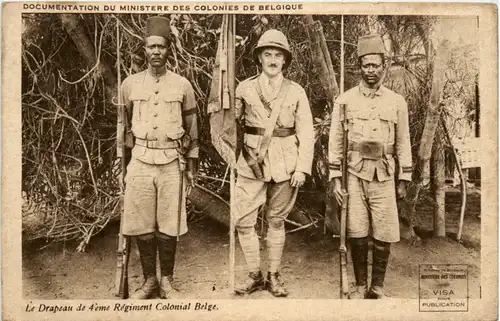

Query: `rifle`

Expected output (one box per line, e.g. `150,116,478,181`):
114,20,131,299
338,103,350,299
338,15,350,300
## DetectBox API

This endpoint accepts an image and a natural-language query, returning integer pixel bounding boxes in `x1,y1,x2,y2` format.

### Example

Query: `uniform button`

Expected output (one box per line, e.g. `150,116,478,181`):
373,128,378,131
153,126,158,129
155,79,160,83
154,113,158,117
155,90,159,94
154,102,158,105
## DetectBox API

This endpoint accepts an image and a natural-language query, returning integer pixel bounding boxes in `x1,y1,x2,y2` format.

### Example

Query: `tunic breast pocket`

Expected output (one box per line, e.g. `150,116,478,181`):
277,103,297,127
162,93,184,124
379,109,397,143
348,110,369,138
244,100,264,124
128,92,150,120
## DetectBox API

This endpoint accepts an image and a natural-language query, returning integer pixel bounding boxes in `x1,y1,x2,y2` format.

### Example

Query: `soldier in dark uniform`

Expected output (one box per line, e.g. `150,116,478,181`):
328,34,412,299
121,16,198,299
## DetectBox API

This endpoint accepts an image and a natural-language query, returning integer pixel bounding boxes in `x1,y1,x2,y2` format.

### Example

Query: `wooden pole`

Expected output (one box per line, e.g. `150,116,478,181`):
227,14,236,291
340,15,344,94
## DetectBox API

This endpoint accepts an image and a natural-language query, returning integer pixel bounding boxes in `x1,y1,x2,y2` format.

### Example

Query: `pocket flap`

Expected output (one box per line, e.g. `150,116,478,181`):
162,93,184,103
244,134,261,149
379,109,398,123
129,92,149,101
350,109,370,120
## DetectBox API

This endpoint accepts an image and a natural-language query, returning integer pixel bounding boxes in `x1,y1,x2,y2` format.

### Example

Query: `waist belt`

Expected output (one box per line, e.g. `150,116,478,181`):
135,138,179,150
348,141,394,160
245,126,296,137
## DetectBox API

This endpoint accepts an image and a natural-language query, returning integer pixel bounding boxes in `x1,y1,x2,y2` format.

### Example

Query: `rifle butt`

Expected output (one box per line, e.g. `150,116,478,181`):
340,252,349,299
118,236,131,299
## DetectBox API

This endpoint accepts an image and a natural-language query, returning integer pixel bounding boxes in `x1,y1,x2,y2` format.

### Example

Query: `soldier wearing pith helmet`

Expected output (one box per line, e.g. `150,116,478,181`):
328,34,412,299
234,29,314,297
120,16,199,299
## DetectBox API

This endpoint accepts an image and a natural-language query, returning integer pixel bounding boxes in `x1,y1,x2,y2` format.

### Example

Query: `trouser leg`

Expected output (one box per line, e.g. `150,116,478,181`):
265,180,298,297
233,176,267,294
266,181,298,273
234,176,267,273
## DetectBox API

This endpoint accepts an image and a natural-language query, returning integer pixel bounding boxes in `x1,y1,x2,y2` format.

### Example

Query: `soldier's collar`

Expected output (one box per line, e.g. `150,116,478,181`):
259,72,284,88
359,81,384,97
147,65,168,78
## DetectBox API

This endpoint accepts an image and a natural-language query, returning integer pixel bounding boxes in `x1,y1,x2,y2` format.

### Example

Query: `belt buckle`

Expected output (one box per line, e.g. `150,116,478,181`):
147,140,159,149
360,141,383,160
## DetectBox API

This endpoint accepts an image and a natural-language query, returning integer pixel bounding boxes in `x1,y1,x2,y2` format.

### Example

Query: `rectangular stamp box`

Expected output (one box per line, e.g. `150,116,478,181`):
419,264,469,312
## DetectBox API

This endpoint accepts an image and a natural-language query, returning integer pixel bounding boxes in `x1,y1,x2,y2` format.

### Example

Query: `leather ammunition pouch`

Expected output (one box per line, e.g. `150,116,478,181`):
125,130,135,149
348,141,394,160
176,134,191,155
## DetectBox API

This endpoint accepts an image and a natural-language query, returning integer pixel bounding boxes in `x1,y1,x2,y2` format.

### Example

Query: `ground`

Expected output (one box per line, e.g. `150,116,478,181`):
23,190,481,300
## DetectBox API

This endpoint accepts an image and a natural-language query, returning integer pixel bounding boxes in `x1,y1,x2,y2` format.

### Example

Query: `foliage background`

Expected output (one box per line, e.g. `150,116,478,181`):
21,13,478,249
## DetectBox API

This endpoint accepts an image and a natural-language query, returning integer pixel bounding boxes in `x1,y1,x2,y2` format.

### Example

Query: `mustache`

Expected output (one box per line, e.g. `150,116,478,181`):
267,64,278,68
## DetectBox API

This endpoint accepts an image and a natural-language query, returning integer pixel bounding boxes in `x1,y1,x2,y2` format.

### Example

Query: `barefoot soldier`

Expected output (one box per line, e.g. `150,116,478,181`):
121,16,198,299
234,30,314,297
328,34,412,299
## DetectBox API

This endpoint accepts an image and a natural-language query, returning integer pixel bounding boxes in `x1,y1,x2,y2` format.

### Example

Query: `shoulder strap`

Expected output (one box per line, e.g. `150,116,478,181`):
256,79,291,163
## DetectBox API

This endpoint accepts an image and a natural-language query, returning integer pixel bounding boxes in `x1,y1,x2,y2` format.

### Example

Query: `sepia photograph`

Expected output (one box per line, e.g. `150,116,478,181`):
3,2,497,320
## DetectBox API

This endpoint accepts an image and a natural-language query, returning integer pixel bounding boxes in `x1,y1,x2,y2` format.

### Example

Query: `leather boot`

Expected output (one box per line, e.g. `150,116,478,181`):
131,237,158,299
158,235,177,278
266,272,289,297
349,237,369,299
159,276,180,299
234,271,265,295
157,234,179,299
367,286,388,299
366,239,391,299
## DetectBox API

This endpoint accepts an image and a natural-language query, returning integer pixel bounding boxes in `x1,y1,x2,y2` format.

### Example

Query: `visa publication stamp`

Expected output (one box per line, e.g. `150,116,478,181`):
419,264,469,312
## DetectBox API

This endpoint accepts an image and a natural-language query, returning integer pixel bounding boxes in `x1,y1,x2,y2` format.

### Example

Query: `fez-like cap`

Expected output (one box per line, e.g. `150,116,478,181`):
357,34,386,58
145,16,171,40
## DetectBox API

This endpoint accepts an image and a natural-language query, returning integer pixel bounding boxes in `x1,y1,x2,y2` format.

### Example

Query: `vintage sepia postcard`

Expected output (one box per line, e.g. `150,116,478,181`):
2,1,498,320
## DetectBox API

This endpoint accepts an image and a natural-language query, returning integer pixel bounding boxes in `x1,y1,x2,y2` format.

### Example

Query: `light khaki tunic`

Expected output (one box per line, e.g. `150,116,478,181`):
235,74,314,183
121,69,199,164
328,83,412,182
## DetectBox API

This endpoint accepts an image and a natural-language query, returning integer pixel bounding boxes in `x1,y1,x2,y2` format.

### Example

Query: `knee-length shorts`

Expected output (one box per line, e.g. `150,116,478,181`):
123,158,187,237
347,174,400,243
